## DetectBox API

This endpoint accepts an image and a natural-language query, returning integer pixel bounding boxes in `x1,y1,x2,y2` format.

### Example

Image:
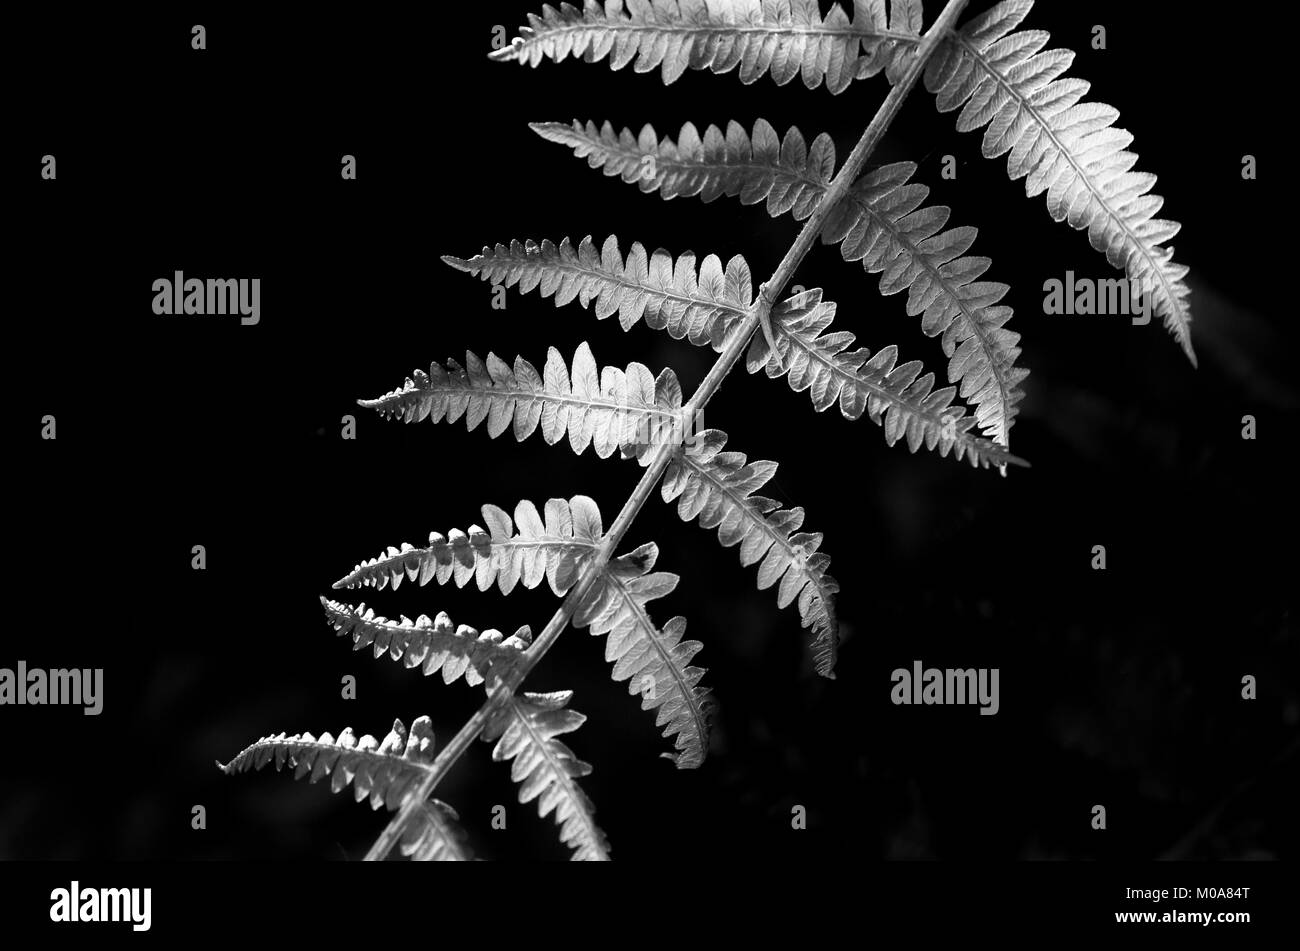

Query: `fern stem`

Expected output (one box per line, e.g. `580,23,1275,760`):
364,0,970,861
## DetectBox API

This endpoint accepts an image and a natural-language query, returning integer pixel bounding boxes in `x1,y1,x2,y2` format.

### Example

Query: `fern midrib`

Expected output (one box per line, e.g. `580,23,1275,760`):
506,21,919,50
952,32,1189,347
467,537,599,556
330,605,516,659
508,698,607,859
337,538,601,588
604,572,708,752
227,738,430,779
581,133,826,200
388,382,682,423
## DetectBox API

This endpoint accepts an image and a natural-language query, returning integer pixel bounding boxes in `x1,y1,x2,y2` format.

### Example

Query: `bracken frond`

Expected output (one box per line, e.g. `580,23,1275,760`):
923,0,1195,364
533,119,1027,446
489,0,923,92
576,541,713,768
483,690,611,860
443,235,752,350
750,289,1025,470
320,597,531,687
358,341,689,465
331,495,603,597
663,427,840,676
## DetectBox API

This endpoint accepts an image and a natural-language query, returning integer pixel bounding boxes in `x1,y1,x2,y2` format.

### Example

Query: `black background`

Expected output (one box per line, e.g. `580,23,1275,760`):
7,1,1296,870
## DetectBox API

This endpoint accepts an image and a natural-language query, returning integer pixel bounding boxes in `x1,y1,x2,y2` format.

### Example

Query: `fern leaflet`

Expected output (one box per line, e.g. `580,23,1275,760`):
219,717,473,860
321,598,531,687
359,341,688,464
399,802,473,861
483,690,611,860
219,716,437,806
664,428,840,676
443,235,752,350
923,0,1194,363
577,541,714,768
331,495,602,596
490,0,924,92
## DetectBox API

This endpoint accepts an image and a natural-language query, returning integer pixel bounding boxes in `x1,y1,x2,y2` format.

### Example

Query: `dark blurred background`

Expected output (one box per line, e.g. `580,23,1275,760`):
7,2,1296,862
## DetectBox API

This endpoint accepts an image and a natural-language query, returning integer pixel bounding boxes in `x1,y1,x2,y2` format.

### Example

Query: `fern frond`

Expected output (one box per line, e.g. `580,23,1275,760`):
483,690,611,860
751,289,1024,470
399,801,473,861
219,716,438,810
443,235,751,349
923,0,1194,364
533,120,1027,445
663,428,840,676
490,0,923,92
577,541,713,768
321,597,530,687
359,341,688,465
331,495,603,597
